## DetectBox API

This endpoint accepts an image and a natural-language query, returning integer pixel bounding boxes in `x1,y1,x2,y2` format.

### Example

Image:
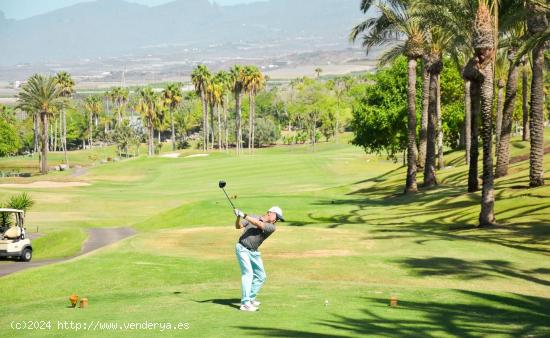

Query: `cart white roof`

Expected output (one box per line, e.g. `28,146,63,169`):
0,208,24,213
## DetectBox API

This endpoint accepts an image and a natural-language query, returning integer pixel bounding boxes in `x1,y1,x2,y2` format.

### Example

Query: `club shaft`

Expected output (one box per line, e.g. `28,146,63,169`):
222,188,236,209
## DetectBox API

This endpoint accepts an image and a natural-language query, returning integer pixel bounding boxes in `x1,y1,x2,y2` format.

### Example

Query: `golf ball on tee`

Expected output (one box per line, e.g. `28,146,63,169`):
324,300,329,306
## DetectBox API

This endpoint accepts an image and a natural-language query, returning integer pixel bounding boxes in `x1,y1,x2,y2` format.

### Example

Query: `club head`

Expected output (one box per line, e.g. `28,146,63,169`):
218,180,226,189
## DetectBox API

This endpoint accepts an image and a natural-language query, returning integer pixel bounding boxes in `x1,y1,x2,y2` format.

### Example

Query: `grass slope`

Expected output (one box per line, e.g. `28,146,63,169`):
0,131,549,337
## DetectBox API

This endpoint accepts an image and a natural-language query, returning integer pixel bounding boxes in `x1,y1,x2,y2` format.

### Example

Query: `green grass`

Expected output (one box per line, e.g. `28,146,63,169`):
30,229,88,259
0,130,548,337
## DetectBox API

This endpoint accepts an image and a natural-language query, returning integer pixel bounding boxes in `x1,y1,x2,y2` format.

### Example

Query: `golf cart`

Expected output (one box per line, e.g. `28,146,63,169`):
0,209,32,262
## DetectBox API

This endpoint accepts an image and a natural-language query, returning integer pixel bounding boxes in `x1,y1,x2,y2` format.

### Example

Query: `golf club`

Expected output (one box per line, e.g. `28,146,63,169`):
218,180,236,210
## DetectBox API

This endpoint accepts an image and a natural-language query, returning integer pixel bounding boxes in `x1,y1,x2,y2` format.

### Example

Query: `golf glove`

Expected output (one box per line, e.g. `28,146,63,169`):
234,209,245,218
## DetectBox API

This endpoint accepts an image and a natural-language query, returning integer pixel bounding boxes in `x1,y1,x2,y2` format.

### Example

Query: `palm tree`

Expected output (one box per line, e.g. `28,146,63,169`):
413,0,479,186
525,0,547,187
206,77,223,150
496,27,524,178
494,51,508,155
214,71,232,150
135,87,157,156
351,0,425,194
191,65,211,151
521,58,530,141
230,65,246,155
162,83,183,151
418,55,430,169
16,74,64,174
110,86,129,127
424,44,443,187
243,66,266,152
315,67,323,78
83,95,102,149
463,1,497,226
54,71,74,166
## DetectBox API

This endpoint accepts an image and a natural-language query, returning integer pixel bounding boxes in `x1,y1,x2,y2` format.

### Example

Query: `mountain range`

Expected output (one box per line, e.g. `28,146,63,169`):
0,0,368,66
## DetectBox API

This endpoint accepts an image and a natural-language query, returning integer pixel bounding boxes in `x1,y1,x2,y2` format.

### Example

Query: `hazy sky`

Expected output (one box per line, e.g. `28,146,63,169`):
0,0,264,19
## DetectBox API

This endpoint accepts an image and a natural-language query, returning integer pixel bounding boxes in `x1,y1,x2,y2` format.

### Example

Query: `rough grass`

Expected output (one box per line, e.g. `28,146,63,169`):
0,130,548,337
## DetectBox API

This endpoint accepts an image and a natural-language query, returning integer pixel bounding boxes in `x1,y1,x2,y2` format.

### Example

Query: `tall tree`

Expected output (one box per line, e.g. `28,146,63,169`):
244,66,266,152
424,51,442,187
135,87,158,156
16,74,64,174
525,0,548,187
206,77,223,150
495,27,524,178
463,1,497,226
230,65,246,155
83,95,102,149
110,86,129,127
214,71,232,150
55,71,74,166
418,55,430,169
521,58,530,141
191,65,211,151
494,51,509,157
351,0,425,194
162,83,183,151
315,67,323,78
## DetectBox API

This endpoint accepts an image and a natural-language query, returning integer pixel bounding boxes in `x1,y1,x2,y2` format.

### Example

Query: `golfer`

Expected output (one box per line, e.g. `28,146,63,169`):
233,206,284,311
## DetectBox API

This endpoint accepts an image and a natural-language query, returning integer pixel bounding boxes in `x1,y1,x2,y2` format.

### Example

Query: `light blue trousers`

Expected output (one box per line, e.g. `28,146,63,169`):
235,243,266,304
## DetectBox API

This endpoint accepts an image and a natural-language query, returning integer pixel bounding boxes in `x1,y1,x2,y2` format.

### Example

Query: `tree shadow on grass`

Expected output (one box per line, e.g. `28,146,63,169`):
195,298,241,310
236,291,550,337
397,256,550,286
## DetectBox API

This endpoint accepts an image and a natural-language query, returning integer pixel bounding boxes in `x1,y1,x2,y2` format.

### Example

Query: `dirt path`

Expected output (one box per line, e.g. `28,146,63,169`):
0,227,136,278
0,181,90,188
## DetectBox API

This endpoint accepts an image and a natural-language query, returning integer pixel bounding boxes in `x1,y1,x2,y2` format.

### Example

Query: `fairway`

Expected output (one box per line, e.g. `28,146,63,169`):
0,136,549,337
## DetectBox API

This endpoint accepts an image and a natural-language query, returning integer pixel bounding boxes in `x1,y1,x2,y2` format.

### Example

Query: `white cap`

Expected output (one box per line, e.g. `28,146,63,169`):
268,206,284,222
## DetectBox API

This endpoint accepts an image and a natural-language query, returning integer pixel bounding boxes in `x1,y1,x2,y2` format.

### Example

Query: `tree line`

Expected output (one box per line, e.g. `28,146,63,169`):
350,0,549,227
1,65,367,173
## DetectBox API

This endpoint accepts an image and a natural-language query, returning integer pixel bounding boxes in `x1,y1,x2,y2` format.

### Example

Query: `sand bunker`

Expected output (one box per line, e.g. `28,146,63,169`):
185,154,209,158
0,181,90,188
160,153,180,158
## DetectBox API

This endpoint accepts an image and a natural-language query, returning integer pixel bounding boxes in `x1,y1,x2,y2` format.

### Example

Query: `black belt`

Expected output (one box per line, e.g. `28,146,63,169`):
238,241,256,251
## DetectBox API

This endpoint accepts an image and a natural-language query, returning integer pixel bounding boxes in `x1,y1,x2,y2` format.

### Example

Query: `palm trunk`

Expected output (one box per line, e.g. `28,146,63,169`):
53,116,58,152
468,80,481,192
33,113,39,153
89,113,93,149
236,91,242,155
224,102,228,150
495,79,505,156
405,57,418,193
436,73,444,170
424,68,439,187
217,104,222,151
335,99,340,143
529,41,546,187
464,79,472,165
40,112,49,174
479,62,496,227
522,64,529,141
209,103,214,150
63,109,68,165
148,122,154,156
418,59,430,169
252,95,256,151
248,92,253,151
170,108,176,151
201,90,208,151
495,56,520,178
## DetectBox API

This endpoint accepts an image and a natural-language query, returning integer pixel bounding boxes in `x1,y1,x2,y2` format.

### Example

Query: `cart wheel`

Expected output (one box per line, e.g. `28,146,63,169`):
20,248,32,262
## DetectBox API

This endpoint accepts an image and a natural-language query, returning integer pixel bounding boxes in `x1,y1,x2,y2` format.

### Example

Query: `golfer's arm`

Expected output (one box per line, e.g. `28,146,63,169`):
235,217,245,229
243,215,265,230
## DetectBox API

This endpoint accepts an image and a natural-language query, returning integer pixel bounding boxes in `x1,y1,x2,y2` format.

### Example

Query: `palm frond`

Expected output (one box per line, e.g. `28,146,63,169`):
379,43,407,66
